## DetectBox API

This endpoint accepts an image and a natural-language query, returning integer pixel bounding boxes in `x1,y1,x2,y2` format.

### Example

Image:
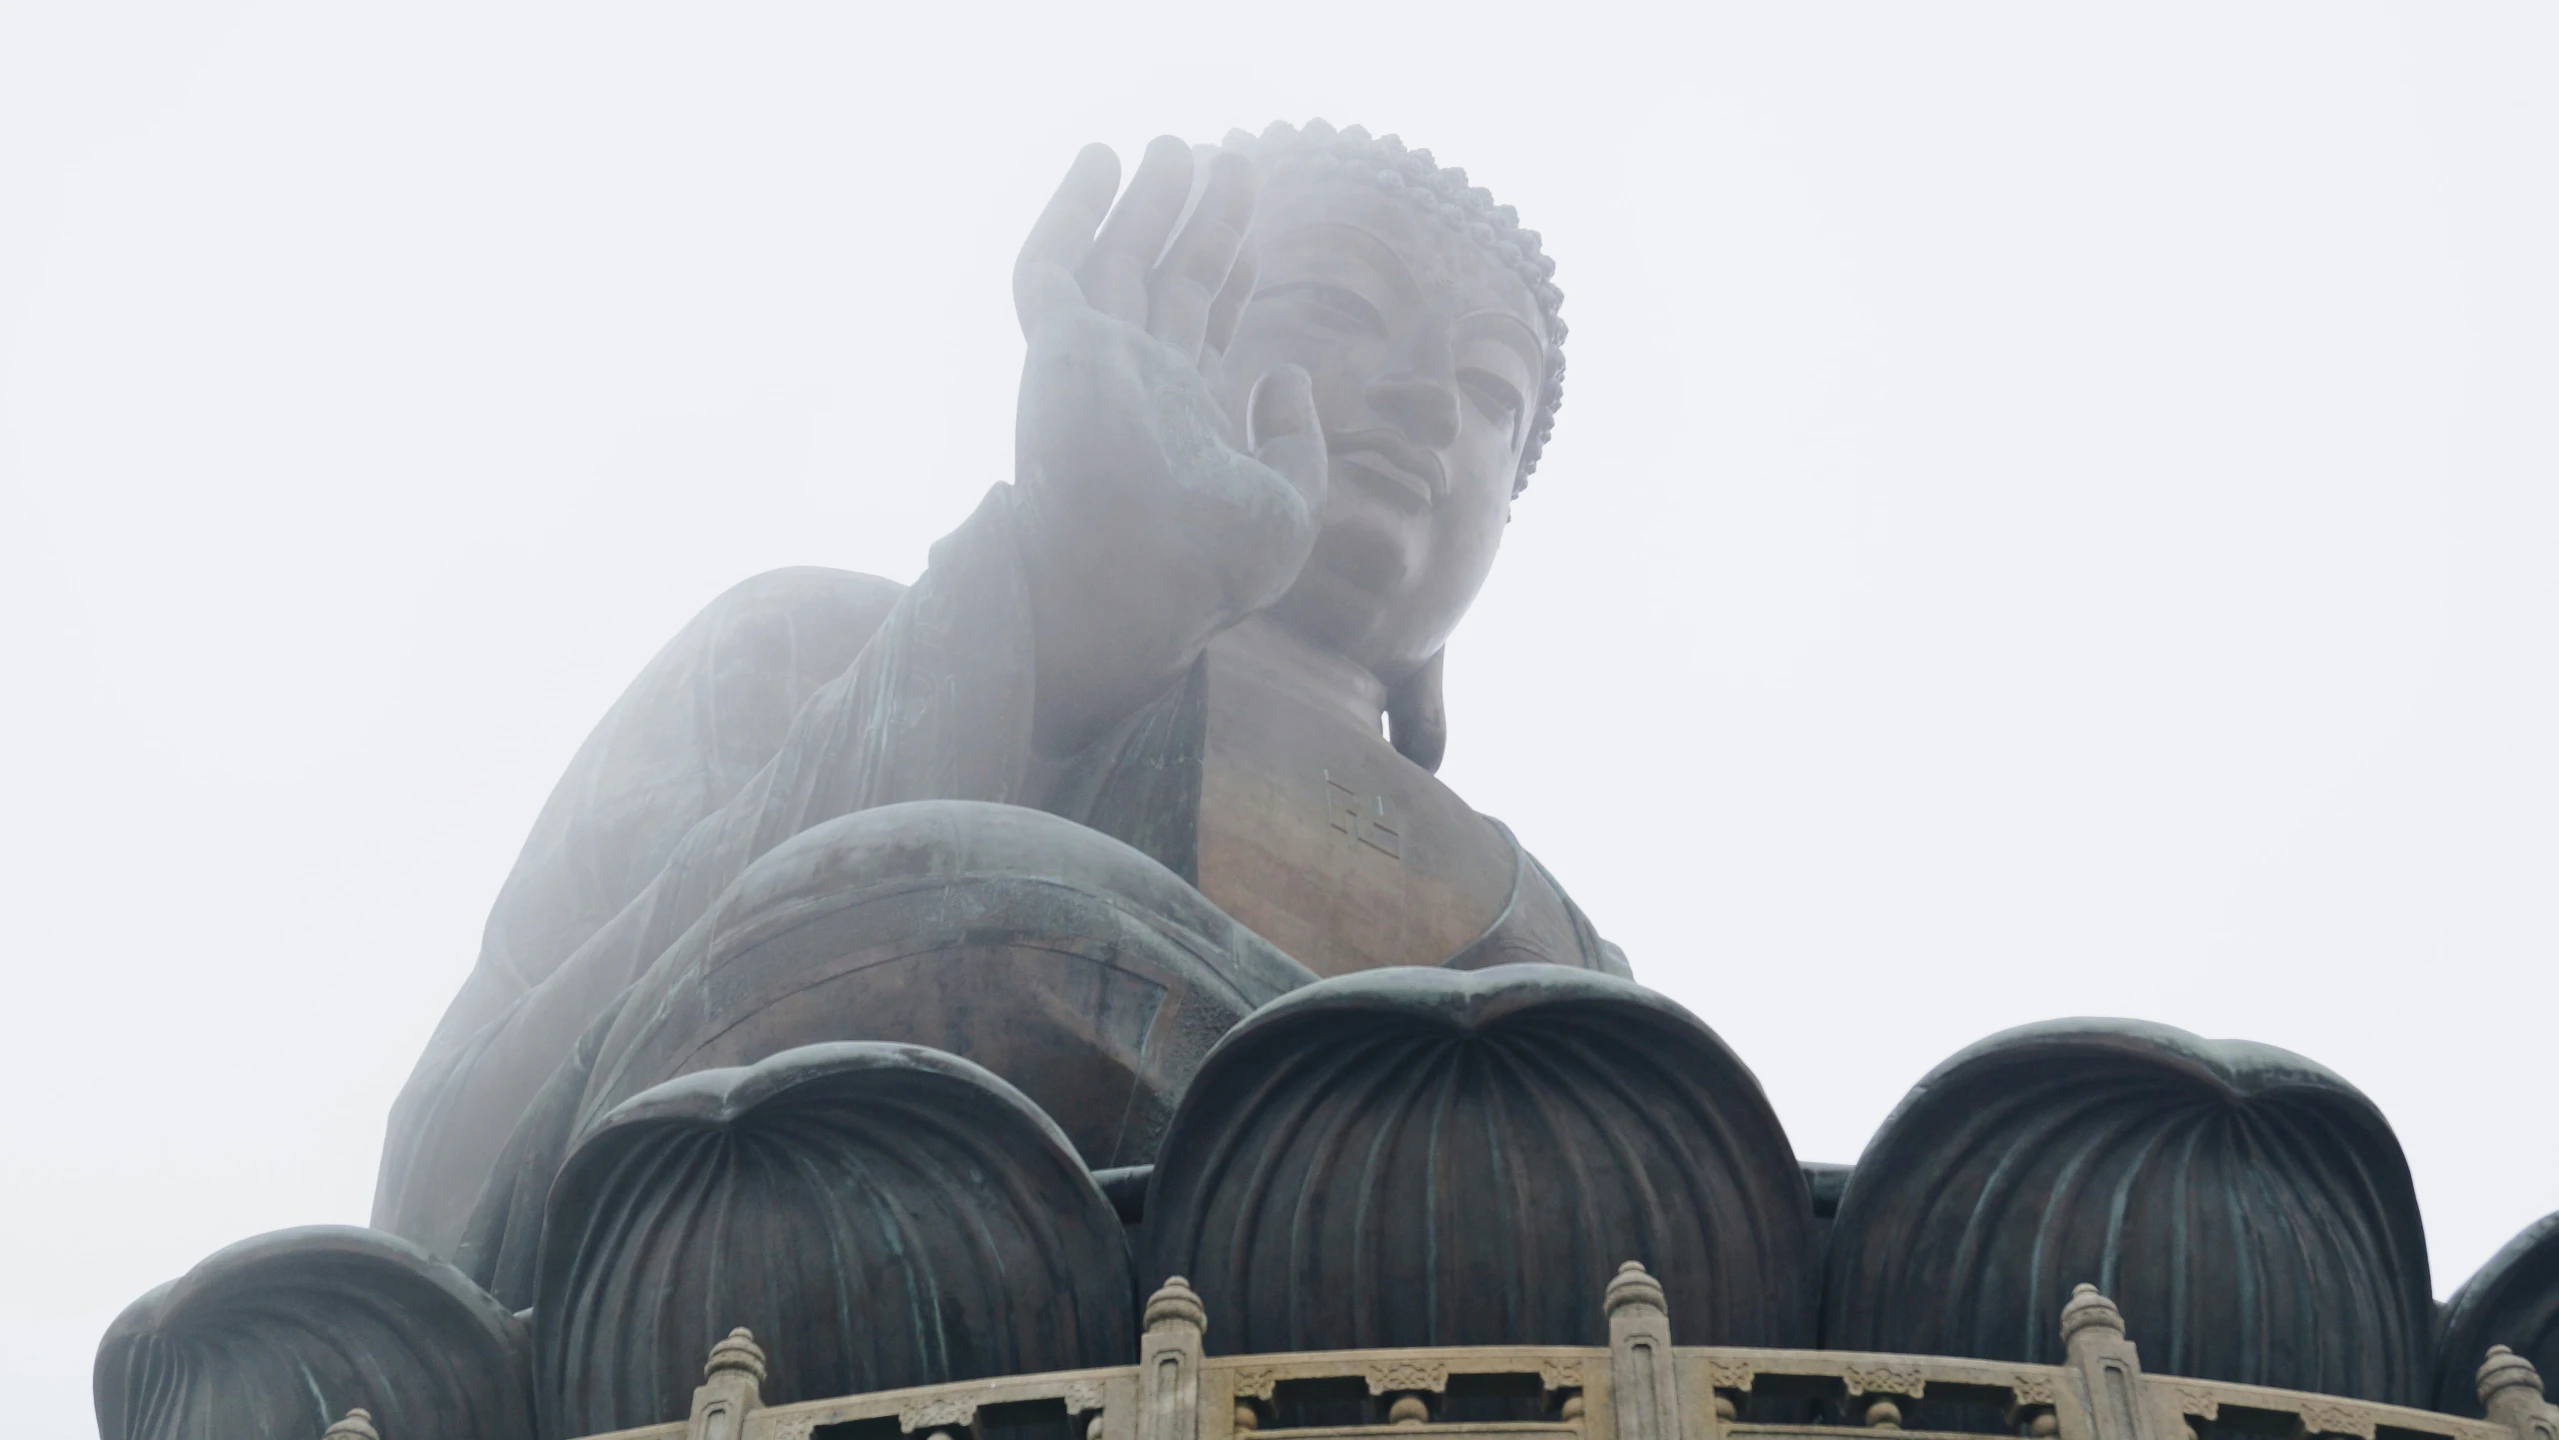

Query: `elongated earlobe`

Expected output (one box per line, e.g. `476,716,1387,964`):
1387,648,1447,773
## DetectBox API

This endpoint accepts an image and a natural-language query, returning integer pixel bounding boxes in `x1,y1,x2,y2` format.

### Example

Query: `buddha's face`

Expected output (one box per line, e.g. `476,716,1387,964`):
1216,174,1549,685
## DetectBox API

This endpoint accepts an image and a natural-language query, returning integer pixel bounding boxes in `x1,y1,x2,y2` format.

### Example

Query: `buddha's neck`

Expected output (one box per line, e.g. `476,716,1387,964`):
1211,616,1389,740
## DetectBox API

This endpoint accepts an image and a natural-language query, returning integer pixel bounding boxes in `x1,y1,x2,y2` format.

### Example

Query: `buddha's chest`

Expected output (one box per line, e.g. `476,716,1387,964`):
1191,655,1513,978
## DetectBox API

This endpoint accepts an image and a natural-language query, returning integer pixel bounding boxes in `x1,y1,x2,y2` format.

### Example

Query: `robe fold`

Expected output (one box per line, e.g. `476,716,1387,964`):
376,483,1624,1261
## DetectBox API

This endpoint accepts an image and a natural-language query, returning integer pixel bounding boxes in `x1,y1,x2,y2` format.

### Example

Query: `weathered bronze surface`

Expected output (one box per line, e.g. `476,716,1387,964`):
94,1226,534,1440
1821,1020,2435,1406
1142,966,1816,1355
2441,1213,2559,1417
92,122,2534,1440
533,1043,1135,1437
370,123,1612,1272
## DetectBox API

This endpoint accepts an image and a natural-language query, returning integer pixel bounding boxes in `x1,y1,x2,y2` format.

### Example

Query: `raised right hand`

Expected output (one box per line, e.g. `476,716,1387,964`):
1011,138,1329,625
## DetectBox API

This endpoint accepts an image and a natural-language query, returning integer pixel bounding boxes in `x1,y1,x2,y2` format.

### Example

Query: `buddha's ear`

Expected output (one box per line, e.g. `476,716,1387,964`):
1387,648,1448,773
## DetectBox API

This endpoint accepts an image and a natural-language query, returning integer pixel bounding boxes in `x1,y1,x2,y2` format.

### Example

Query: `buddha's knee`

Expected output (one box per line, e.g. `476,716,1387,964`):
584,800,1314,1169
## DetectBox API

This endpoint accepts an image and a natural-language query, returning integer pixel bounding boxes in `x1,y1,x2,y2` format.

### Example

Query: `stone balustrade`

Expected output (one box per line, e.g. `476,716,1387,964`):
453,1268,2555,1440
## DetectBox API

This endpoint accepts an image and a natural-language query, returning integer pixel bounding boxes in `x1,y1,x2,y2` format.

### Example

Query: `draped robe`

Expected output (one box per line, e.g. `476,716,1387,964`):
375,484,1625,1268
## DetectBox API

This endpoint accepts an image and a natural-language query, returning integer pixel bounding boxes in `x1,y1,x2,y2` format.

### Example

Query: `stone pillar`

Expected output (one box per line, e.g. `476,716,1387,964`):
1607,1262,1683,1440
686,1328,768,1440
2478,1347,2559,1440
322,1410,380,1440
1141,1277,1208,1440
2058,1286,2162,1440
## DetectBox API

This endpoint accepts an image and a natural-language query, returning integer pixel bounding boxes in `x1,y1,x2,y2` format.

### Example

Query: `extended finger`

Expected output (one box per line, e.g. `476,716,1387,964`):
1248,364,1328,512
1148,149,1258,357
1079,135,1195,327
1202,245,1258,359
1013,143,1119,338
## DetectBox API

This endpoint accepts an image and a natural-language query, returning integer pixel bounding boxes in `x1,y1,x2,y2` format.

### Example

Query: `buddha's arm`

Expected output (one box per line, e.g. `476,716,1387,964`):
1008,140,1327,759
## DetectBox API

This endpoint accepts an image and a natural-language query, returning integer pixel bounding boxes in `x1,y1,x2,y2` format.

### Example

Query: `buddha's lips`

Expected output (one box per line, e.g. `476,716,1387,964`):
1328,432,1442,514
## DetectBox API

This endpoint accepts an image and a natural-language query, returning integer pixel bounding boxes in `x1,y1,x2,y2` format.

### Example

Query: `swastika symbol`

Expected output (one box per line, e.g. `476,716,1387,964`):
1325,777,1401,860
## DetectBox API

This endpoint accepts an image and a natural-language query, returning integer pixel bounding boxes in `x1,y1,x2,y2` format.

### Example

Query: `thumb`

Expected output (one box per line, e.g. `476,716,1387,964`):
1246,364,1327,505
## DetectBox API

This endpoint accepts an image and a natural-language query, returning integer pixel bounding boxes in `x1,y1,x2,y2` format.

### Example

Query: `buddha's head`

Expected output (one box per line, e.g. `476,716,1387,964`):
1207,122,1566,719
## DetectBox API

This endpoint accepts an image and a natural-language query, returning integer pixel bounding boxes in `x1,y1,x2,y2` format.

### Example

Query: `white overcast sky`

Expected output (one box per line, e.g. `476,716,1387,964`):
5,4,2555,1434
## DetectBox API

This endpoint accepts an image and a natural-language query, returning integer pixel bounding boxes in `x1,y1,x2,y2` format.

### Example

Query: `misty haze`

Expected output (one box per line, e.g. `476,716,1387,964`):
6,7,2557,1440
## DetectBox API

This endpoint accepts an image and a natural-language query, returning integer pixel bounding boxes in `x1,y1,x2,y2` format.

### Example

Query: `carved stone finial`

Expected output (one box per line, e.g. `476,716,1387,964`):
704,1327,768,1384
1138,1276,1206,1440
1146,1275,1207,1334
1388,1395,1430,1425
1605,1260,1667,1317
322,1409,380,1440
2480,1345,2546,1407
2059,1284,2125,1346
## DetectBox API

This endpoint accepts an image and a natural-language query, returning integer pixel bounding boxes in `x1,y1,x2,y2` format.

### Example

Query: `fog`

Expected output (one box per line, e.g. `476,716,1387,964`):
5,4,2555,1434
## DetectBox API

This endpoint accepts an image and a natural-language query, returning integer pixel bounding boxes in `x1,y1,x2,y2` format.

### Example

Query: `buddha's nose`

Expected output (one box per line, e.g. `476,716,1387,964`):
1366,371,1461,450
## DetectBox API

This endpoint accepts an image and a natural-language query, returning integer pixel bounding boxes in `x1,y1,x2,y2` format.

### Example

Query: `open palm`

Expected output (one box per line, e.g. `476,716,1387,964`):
1011,138,1328,624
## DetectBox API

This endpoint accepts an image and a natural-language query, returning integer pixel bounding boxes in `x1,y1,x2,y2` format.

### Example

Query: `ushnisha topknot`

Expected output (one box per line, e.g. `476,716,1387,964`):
1216,119,1566,494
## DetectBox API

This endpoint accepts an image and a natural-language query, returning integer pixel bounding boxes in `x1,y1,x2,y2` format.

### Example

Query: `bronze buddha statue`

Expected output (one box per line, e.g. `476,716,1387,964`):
372,121,1622,1267
98,123,2467,1440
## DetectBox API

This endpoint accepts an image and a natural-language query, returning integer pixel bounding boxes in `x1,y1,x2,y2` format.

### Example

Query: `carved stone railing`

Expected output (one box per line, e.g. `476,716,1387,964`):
501,1266,2559,1440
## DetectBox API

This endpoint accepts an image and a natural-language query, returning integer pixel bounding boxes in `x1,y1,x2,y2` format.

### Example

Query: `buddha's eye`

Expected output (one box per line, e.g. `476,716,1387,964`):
1254,280,1386,335
1460,369,1524,439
